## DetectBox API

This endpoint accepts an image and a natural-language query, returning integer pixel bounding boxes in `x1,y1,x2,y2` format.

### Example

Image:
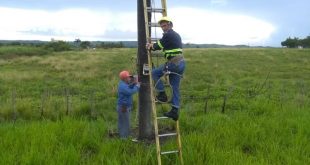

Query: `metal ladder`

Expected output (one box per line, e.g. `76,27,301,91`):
142,0,183,164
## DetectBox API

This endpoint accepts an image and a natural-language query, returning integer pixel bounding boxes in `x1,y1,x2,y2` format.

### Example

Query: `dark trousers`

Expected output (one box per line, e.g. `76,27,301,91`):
152,60,185,108
117,106,131,138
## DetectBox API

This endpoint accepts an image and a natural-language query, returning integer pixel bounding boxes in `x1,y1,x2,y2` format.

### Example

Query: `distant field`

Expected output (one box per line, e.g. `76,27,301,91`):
0,47,310,164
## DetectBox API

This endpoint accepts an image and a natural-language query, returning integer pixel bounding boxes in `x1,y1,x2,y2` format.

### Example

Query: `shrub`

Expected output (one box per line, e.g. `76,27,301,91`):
0,46,49,59
43,41,72,52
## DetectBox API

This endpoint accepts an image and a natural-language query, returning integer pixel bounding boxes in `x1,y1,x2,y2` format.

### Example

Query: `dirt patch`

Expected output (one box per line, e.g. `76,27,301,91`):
241,144,255,155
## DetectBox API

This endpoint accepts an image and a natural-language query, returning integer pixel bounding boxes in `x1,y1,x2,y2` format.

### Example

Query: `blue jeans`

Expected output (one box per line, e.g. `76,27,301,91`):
117,106,131,138
152,60,185,108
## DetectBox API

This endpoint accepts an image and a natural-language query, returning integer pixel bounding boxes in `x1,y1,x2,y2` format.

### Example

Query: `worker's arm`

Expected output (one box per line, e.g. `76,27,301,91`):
146,32,169,51
152,32,170,50
120,83,140,95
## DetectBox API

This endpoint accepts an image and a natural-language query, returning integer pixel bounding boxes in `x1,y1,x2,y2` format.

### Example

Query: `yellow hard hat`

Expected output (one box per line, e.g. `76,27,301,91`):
158,16,172,24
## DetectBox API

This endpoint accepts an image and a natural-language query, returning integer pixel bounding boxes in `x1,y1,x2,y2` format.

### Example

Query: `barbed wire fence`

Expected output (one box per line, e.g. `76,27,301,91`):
0,75,309,122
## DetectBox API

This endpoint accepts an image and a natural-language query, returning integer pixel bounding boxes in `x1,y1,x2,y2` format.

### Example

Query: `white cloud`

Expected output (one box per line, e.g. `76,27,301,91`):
169,7,276,45
0,7,134,41
210,0,228,6
0,6,275,45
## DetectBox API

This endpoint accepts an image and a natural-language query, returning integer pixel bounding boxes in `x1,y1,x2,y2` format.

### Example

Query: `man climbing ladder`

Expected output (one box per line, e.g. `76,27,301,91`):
146,16,185,121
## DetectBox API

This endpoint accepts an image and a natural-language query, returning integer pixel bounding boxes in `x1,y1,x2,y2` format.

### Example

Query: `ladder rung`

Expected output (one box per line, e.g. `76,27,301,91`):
151,37,160,42
158,133,177,137
151,52,163,57
157,116,169,120
149,22,160,27
155,100,170,104
161,150,179,155
147,7,165,13
151,54,164,58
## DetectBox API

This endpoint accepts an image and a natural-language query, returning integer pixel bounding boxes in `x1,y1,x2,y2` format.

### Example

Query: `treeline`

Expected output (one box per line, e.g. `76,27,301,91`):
0,40,127,59
281,36,310,48
73,40,124,49
0,40,125,52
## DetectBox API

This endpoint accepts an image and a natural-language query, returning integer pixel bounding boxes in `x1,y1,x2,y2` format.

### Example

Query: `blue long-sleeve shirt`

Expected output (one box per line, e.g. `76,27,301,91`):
117,80,139,107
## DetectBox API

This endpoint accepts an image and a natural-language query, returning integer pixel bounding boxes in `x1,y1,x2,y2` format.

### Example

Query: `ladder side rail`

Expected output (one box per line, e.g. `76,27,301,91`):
144,1,185,165
143,0,162,165
176,121,184,165
161,0,167,16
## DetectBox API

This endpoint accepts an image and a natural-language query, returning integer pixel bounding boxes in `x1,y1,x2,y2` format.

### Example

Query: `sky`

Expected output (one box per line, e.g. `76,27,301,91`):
0,0,309,46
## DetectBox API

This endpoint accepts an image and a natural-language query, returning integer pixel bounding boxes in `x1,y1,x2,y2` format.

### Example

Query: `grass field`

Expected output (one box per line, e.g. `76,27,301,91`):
0,47,310,164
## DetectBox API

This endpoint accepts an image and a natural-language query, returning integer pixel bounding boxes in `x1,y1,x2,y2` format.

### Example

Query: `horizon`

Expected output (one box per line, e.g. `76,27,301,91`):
0,36,281,47
1,0,310,47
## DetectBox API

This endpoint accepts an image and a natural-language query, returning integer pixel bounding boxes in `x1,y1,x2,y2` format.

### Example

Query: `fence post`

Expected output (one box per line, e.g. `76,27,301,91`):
89,90,96,119
12,88,17,122
204,87,211,114
221,86,234,113
65,88,70,116
40,89,47,119
204,97,208,114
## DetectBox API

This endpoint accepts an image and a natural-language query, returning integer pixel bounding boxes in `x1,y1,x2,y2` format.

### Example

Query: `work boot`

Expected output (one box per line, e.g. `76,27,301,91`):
164,107,179,121
156,92,168,102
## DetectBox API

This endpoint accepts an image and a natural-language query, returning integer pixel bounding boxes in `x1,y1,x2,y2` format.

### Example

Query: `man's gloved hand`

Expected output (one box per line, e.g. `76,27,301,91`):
146,43,153,50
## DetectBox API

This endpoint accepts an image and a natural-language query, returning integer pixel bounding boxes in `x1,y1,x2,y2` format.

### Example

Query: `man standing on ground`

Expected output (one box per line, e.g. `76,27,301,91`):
117,70,140,138
146,17,185,121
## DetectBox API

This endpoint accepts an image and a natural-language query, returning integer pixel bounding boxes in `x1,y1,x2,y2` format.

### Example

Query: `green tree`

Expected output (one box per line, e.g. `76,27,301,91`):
44,41,72,52
300,36,310,48
74,38,82,48
80,41,91,49
281,37,299,48
97,42,124,48
9,42,22,46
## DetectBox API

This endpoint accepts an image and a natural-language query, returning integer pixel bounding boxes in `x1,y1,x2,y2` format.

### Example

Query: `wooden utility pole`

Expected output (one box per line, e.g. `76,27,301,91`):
137,0,152,139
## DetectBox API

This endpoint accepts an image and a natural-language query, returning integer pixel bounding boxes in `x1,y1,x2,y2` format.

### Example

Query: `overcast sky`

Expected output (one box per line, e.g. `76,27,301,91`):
0,0,309,46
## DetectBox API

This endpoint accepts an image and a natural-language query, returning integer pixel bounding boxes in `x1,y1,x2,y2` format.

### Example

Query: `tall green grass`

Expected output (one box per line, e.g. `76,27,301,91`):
0,48,310,164
0,46,49,59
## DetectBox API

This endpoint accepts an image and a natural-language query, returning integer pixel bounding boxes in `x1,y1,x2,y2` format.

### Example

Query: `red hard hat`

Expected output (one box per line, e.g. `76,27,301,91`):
119,70,131,80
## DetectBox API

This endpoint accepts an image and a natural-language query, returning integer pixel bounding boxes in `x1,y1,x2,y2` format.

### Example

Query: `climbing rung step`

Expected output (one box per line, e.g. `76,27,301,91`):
149,22,160,27
151,52,163,57
155,99,170,104
158,133,177,137
151,54,163,58
151,37,160,42
161,150,179,155
147,7,165,13
157,116,169,120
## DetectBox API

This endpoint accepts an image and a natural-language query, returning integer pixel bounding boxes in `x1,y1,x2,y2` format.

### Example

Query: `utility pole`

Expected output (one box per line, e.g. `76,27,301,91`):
137,0,152,139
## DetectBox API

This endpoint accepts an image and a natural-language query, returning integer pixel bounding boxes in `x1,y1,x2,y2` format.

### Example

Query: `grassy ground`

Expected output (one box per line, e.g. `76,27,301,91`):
0,47,310,164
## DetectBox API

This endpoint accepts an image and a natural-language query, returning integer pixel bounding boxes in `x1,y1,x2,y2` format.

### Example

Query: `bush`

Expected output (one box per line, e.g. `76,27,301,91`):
43,41,72,52
97,42,124,49
80,41,91,49
0,46,49,59
281,36,310,48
